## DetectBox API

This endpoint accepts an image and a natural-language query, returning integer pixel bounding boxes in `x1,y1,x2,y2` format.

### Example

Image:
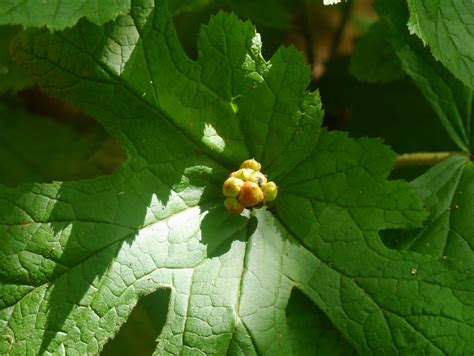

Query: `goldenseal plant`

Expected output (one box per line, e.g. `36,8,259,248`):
3,0,474,354
222,159,278,214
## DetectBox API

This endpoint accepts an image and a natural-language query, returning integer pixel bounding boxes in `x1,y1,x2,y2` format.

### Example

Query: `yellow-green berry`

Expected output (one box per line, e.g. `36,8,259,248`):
240,158,261,172
239,181,264,207
224,197,244,214
222,177,244,198
249,171,267,188
263,181,278,202
233,168,254,181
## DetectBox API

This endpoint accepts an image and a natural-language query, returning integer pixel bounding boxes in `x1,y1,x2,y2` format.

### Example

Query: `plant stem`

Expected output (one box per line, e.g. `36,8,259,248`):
394,151,470,168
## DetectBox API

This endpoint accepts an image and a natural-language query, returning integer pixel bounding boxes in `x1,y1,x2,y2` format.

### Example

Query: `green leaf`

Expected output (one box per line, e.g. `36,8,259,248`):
0,0,130,30
320,57,457,182
13,5,321,179
407,0,474,90
0,26,32,94
2,0,474,354
350,22,406,84
286,288,356,355
383,155,474,267
0,103,123,186
276,131,474,354
101,289,170,355
321,57,456,156
373,0,474,152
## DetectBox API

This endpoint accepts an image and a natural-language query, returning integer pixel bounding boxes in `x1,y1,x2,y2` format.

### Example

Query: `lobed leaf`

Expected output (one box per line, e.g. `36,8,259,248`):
0,26,32,94
1,0,473,354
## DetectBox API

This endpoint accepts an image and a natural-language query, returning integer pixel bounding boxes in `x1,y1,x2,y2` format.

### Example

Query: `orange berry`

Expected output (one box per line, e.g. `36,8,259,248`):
239,181,264,207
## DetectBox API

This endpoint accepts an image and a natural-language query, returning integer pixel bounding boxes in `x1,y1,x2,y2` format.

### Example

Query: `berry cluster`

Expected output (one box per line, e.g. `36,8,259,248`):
222,159,278,214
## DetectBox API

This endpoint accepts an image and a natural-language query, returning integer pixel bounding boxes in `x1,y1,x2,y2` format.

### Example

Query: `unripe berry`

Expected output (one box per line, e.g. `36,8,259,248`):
222,177,244,198
240,158,261,172
249,171,267,188
233,168,254,181
239,181,264,207
263,181,278,202
224,197,244,214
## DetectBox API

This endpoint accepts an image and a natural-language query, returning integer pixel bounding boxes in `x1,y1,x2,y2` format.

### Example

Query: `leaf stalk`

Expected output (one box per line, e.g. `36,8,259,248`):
394,151,470,168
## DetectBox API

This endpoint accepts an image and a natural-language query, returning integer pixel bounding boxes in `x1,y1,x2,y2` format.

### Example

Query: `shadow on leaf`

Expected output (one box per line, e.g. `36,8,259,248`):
101,288,171,356
286,287,356,355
